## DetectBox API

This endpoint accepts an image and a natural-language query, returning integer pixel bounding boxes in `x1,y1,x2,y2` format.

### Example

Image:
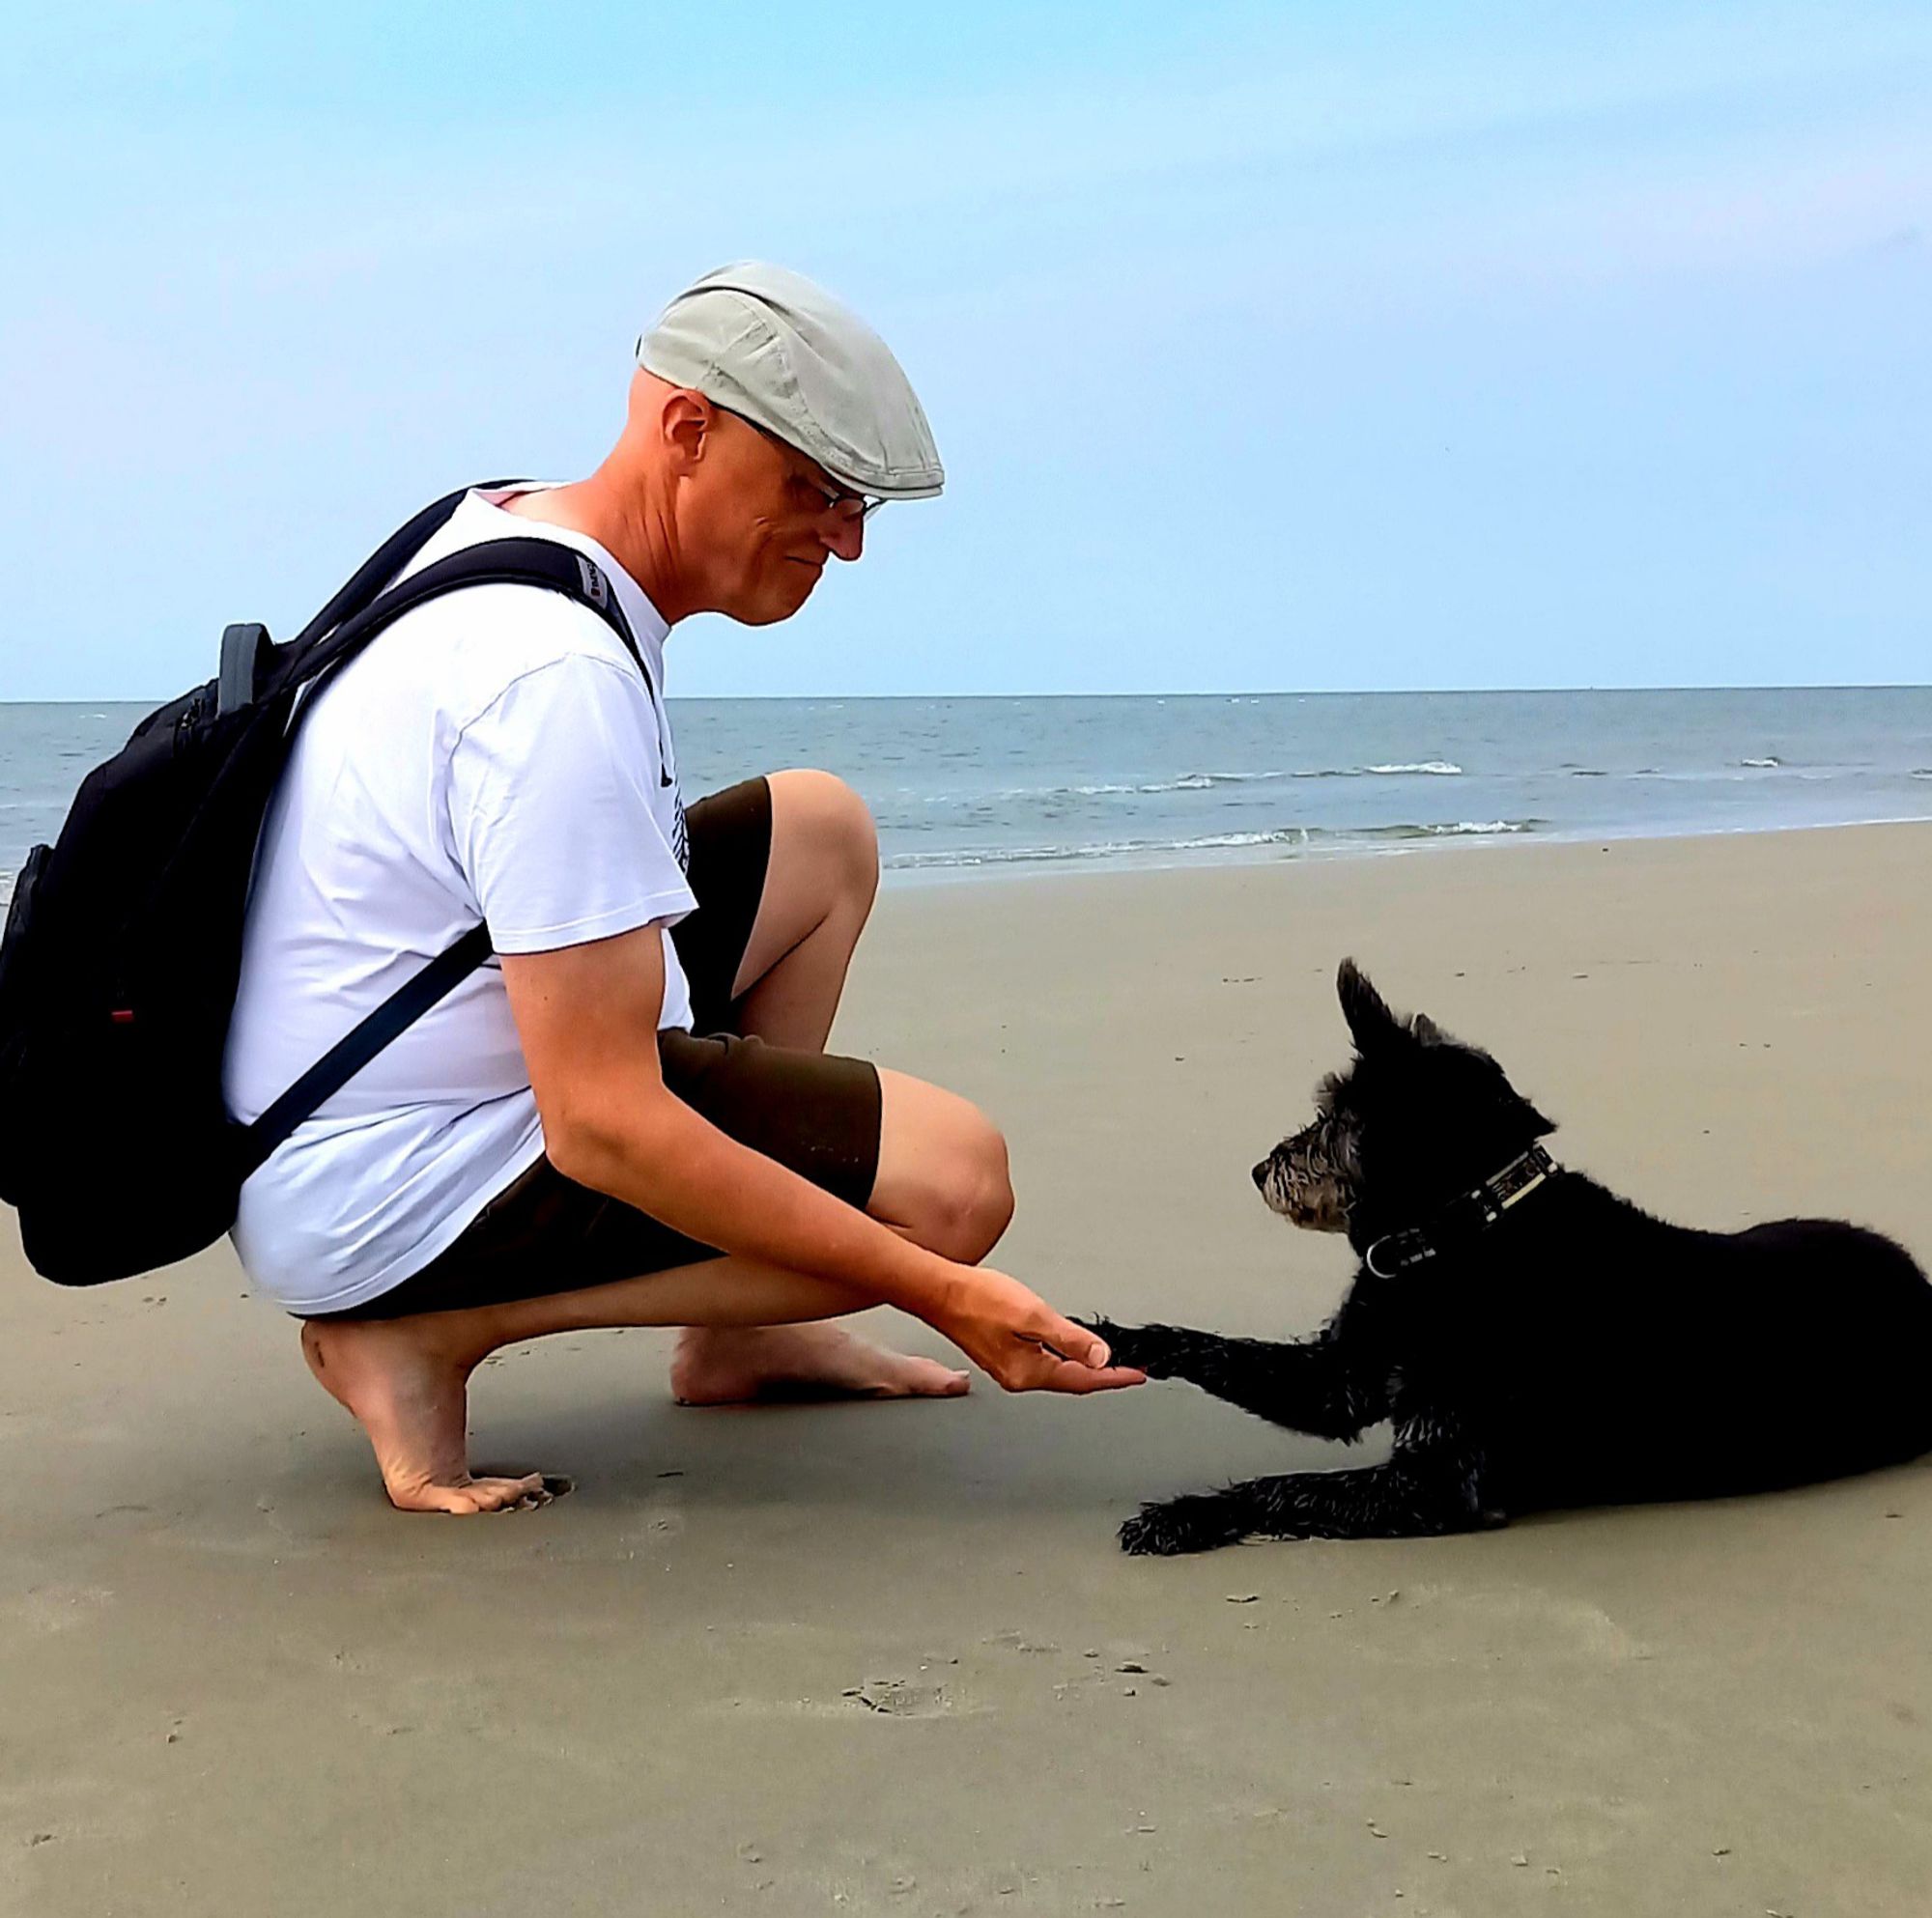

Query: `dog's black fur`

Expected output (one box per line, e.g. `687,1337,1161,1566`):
1086,961,1932,1555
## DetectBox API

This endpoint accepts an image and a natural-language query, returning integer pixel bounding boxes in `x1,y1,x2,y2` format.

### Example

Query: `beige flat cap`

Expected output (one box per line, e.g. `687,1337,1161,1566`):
637,261,944,501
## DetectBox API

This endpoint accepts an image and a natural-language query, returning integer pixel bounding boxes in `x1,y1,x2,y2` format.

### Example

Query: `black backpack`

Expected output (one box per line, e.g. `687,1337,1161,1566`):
0,484,644,1285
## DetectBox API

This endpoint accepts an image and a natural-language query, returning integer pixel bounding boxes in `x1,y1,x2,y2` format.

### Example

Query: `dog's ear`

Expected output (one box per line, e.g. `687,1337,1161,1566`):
1337,959,1401,1051
1409,1012,1443,1046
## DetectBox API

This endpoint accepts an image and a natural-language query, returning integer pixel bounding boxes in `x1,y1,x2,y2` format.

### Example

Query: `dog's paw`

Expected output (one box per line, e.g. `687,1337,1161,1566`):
1119,1493,1249,1557
1074,1316,1154,1371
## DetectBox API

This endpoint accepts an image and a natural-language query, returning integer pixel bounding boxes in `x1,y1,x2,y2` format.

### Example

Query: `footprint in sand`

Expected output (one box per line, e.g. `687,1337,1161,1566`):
840,1677,954,1717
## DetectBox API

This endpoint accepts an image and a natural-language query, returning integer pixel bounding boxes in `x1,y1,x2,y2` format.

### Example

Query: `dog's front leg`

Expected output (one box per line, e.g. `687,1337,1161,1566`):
1120,1429,1498,1555
1079,1318,1386,1442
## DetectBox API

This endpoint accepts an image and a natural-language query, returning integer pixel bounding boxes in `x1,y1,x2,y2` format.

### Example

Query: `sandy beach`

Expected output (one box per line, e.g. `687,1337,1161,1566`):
4,820,1929,1918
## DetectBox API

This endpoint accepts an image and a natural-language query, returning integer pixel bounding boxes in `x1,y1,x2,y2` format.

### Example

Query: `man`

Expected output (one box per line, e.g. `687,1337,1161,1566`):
223,262,1142,1514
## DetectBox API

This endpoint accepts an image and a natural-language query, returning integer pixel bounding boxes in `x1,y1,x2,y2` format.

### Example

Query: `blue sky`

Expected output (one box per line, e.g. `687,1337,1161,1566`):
2,1,1926,700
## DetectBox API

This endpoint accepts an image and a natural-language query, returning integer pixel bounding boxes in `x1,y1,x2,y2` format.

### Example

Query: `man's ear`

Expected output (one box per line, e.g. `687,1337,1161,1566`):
657,386,716,472
1337,958,1400,1052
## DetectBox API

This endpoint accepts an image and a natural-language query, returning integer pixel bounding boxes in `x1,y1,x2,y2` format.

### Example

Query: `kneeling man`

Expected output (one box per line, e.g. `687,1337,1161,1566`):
223,263,1140,1512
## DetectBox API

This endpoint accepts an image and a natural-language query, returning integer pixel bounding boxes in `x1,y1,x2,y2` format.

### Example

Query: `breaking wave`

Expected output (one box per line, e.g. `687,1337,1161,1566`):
884,818,1544,872
933,762,1467,804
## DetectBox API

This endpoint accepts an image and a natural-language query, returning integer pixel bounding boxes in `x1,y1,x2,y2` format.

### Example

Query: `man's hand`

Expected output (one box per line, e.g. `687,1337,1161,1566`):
503,929,1144,1395
933,1270,1147,1395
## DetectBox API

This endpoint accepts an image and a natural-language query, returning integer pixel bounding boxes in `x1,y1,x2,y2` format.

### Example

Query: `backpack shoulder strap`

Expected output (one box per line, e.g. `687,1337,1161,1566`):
286,480,529,652
238,924,493,1176
237,531,650,1174
274,535,647,697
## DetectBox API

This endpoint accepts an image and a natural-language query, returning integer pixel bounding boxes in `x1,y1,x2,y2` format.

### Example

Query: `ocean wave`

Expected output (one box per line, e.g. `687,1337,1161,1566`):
884,818,1542,872
923,772,1297,802
886,829,1318,868
1355,819,1543,840
1137,769,1302,793
1739,756,1782,769
924,763,1467,804
1071,768,1347,796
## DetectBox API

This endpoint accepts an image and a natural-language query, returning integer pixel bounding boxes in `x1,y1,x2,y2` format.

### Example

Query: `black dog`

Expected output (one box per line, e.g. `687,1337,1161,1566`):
1087,961,1932,1556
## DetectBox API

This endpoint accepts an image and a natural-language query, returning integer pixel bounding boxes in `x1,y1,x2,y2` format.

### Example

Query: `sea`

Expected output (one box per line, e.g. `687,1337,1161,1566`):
3,688,1929,904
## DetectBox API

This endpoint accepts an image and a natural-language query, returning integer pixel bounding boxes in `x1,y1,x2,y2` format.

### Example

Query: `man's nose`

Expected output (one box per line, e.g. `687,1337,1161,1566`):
823,514,865,563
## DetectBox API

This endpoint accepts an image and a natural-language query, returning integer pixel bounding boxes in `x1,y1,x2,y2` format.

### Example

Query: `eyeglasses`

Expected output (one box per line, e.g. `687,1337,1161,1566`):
719,406,888,523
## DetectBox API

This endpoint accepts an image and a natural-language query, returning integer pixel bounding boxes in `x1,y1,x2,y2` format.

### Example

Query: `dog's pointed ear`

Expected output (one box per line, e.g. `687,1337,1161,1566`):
1338,959,1400,1051
1409,1012,1443,1046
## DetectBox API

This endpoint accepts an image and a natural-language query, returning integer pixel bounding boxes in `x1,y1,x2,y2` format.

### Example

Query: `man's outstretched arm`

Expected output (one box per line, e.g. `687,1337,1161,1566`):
500,925,1144,1396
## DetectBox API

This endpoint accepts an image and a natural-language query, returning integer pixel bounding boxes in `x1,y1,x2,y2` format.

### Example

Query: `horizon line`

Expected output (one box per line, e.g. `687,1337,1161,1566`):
3,681,1929,709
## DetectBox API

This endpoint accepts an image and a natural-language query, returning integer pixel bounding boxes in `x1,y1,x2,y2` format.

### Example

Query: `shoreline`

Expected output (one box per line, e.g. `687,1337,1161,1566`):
882,808,1932,888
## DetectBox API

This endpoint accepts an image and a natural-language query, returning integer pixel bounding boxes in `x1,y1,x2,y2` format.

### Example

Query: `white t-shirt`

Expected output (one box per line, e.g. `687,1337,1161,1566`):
224,487,696,1314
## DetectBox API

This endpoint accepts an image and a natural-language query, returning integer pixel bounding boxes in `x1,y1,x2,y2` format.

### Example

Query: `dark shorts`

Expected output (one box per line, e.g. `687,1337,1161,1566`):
310,776,882,1320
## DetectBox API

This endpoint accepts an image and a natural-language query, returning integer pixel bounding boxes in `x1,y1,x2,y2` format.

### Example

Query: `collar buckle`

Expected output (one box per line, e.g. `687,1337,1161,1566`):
1362,1144,1557,1280
1364,1229,1435,1279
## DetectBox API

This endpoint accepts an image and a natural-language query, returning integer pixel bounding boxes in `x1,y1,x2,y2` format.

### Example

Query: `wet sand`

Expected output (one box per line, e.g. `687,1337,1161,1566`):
4,822,1930,1916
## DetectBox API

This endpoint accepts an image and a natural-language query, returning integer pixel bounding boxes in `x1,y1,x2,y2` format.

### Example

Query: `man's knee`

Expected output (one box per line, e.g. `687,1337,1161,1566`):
924,1114,1014,1264
873,1072,1014,1263
776,769,879,910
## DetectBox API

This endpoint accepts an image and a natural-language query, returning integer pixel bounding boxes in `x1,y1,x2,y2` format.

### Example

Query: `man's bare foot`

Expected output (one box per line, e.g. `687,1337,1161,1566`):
299,1317,554,1514
670,1323,971,1406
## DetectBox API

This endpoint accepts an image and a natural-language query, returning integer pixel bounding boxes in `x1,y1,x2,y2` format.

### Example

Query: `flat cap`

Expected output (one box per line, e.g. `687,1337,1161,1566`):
638,261,944,500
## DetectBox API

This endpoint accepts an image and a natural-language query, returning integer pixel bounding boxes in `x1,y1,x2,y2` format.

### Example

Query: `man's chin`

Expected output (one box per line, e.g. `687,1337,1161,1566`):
723,563,822,626
776,565,826,618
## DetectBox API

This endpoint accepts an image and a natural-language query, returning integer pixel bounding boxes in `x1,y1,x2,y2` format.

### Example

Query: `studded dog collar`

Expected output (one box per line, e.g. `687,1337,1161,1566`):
1361,1143,1558,1279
